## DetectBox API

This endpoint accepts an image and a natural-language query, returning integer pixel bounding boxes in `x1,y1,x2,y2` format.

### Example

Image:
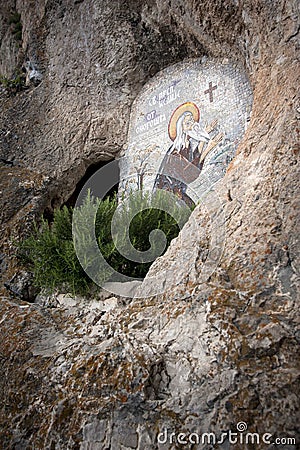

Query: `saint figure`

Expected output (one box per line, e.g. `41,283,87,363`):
154,102,223,206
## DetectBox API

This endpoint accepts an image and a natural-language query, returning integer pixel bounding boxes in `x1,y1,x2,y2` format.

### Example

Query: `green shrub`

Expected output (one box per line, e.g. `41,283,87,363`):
19,205,89,294
19,190,192,294
8,12,22,42
109,190,191,278
72,192,118,288
8,12,21,25
0,70,25,94
13,30,22,41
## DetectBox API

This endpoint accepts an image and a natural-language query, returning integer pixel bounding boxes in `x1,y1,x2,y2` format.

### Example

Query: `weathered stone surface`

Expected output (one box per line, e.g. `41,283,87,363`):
1,0,207,231
0,0,299,449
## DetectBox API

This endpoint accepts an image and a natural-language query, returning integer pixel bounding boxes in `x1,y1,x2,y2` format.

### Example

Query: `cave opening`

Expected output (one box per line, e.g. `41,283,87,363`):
65,159,120,209
43,159,120,222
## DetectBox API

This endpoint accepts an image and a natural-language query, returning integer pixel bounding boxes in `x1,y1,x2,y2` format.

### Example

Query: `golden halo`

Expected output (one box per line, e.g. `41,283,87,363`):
168,102,200,141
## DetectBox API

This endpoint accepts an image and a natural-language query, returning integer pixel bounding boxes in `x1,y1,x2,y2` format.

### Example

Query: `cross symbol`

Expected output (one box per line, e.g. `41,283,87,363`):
204,81,217,103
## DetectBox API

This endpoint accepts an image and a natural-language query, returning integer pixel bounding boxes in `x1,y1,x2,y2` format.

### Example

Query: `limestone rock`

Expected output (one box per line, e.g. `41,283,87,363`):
0,0,299,449
4,270,37,302
24,59,42,86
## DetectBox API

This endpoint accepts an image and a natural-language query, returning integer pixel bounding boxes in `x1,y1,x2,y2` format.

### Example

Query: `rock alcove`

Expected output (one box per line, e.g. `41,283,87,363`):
0,0,298,448
47,158,120,220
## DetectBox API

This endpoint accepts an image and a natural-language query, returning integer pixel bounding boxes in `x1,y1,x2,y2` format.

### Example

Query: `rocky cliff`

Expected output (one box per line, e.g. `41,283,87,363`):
0,0,299,449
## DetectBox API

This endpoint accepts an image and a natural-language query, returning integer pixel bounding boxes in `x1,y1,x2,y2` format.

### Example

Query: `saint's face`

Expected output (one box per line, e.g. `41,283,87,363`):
182,113,195,132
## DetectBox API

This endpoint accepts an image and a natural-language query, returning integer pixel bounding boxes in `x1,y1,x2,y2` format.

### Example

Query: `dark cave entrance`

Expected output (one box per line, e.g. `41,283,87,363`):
65,159,120,209
43,159,119,222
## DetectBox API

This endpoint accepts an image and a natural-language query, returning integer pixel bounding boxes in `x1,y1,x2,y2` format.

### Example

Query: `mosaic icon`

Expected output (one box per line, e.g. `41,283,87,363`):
119,58,253,205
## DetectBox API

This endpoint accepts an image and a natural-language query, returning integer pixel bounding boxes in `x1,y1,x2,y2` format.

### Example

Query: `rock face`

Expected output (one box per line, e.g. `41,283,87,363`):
0,0,299,449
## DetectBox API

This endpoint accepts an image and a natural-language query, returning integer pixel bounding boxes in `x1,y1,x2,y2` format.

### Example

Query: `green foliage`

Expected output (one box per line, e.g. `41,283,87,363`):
19,206,89,294
72,192,117,287
13,30,22,41
9,12,22,41
19,190,192,294
110,190,190,278
8,12,21,24
0,70,25,94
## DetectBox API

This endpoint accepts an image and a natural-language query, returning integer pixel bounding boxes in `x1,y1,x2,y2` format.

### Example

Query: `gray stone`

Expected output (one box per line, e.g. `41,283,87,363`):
24,60,42,86
4,270,37,302
0,0,299,449
103,281,143,298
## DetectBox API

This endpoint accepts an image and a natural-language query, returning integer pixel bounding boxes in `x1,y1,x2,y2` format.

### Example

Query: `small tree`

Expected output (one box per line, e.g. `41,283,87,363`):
19,190,192,294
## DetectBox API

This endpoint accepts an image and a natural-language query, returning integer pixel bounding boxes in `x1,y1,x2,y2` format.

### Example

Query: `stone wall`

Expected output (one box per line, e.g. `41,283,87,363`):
0,0,299,448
